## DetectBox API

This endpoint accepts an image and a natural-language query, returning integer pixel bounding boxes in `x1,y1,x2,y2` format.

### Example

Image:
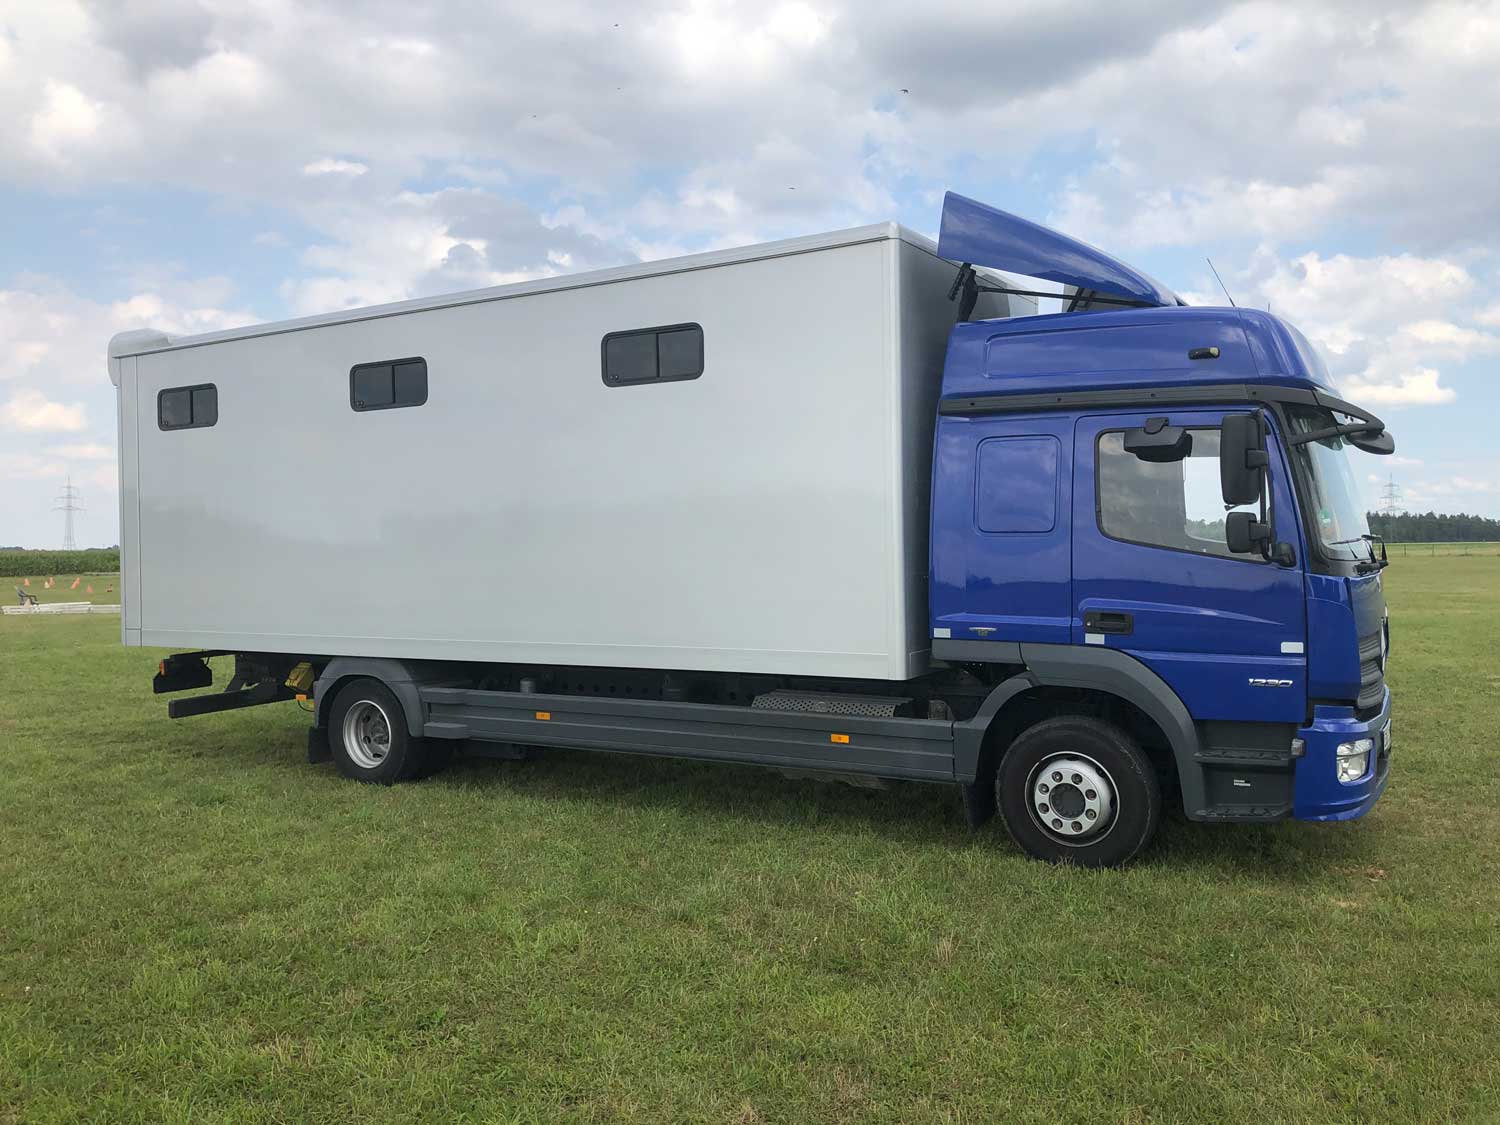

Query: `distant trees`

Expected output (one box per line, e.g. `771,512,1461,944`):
1367,511,1500,543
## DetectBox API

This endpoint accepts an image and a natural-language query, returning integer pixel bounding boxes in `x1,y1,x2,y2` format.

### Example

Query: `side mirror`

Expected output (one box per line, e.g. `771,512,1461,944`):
1349,430,1395,455
1221,412,1268,505
1124,417,1193,463
1225,511,1271,554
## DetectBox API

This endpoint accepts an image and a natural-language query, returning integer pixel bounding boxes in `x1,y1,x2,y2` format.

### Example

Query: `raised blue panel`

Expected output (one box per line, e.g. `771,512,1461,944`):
983,320,1250,380
936,192,1180,307
976,436,1058,533
931,415,1073,645
938,306,1341,407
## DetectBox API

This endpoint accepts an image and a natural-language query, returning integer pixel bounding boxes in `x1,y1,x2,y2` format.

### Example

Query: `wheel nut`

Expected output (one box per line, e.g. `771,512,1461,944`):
1052,771,1062,783
1039,803,1049,814
1085,789,1097,800
1039,782,1050,794
1051,818,1062,829
1071,773,1082,784
1070,822,1081,833
1085,809,1097,820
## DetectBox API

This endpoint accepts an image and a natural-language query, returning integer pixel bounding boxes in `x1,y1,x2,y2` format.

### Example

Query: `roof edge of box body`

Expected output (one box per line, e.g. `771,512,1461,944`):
106,221,931,369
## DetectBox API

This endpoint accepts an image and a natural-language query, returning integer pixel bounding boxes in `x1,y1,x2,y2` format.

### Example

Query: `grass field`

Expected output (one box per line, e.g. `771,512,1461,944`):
1384,540,1500,557
2,558,1498,1121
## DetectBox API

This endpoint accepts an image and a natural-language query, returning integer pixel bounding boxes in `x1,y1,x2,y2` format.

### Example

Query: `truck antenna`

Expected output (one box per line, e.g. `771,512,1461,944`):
1206,258,1236,307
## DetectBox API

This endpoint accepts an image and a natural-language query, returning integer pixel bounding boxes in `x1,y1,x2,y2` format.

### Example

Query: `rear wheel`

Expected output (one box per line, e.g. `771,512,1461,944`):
328,678,443,784
996,716,1160,867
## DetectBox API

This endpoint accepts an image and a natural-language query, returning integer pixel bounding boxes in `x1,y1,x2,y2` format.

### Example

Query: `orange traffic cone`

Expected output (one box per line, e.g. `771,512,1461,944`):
70,578,80,590
86,585,94,594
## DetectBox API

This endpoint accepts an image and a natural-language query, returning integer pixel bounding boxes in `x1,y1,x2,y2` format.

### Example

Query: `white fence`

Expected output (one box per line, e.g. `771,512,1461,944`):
2,602,121,616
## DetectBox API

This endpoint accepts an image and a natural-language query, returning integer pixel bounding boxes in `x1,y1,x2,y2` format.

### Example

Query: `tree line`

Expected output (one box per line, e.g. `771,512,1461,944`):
1366,511,1500,543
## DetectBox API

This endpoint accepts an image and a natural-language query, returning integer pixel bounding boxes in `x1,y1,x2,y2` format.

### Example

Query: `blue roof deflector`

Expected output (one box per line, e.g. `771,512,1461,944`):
936,192,1181,308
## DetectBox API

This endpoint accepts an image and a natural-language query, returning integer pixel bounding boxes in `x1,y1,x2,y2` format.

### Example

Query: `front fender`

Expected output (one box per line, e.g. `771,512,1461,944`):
955,643,1207,816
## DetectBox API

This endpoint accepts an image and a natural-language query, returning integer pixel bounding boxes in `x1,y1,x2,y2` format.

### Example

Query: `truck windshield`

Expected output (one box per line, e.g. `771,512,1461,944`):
1284,406,1372,561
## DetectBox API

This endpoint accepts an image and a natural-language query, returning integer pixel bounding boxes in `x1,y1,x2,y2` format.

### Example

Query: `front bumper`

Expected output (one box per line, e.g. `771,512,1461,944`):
1292,688,1392,821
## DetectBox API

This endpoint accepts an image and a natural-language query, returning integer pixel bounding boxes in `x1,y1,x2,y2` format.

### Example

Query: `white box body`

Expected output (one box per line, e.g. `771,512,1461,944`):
111,224,1023,680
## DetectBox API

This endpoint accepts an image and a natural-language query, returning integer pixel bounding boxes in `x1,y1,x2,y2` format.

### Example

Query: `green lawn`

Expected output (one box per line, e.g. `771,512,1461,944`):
1385,540,1500,557
2,557,1498,1121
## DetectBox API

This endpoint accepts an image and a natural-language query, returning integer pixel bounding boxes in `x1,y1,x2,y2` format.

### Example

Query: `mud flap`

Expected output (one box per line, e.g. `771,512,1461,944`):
960,779,996,830
307,725,332,764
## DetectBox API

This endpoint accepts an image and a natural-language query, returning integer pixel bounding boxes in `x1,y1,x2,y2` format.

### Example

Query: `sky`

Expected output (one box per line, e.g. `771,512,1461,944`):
2,0,1498,548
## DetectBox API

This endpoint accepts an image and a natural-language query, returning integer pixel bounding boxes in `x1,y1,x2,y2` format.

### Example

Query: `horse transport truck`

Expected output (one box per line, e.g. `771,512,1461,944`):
108,193,1395,866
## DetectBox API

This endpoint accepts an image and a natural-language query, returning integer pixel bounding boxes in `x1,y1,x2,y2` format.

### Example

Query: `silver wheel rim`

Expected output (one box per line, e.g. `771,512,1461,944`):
342,699,393,770
1026,752,1118,846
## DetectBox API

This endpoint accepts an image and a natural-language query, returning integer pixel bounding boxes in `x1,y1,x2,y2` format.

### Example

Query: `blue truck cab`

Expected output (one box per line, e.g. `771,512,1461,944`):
929,194,1393,857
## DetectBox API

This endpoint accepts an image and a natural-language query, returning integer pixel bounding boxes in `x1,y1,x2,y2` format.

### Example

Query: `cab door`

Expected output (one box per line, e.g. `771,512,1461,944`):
1071,409,1307,722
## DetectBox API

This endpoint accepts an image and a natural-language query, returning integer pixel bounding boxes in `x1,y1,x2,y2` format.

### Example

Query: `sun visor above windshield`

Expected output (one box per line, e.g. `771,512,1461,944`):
936,192,1182,308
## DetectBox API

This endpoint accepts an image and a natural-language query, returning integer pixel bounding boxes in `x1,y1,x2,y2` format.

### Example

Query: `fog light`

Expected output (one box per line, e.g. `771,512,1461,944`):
1336,737,1374,783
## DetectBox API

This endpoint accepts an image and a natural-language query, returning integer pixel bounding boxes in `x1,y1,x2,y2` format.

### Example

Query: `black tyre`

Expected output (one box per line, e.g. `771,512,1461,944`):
995,716,1161,868
327,678,442,784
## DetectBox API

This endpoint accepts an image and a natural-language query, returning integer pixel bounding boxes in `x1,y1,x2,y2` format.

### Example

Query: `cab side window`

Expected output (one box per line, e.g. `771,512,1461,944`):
1097,428,1259,559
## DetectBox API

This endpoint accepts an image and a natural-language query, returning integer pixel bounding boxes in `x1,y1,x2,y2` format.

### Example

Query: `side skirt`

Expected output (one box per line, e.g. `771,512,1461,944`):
419,686,957,781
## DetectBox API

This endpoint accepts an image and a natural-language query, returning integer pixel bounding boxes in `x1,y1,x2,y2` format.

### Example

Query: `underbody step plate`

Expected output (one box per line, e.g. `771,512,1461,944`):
751,690,914,717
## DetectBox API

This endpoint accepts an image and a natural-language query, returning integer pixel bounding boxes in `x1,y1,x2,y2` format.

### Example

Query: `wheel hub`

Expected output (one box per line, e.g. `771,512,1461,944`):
1030,755,1116,841
342,699,392,770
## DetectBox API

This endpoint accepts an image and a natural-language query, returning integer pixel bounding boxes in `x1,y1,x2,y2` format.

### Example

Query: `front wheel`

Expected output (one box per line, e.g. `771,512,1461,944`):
328,678,444,784
996,716,1161,867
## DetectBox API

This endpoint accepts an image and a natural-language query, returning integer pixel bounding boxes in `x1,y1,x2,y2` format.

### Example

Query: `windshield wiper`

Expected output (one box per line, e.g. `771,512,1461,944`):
1363,533,1390,569
1327,534,1387,570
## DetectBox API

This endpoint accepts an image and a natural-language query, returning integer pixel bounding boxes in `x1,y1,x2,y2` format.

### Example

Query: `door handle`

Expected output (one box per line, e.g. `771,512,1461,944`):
1084,611,1133,635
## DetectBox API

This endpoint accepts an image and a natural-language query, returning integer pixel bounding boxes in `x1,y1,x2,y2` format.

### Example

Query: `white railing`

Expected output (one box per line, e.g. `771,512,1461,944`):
2,602,122,616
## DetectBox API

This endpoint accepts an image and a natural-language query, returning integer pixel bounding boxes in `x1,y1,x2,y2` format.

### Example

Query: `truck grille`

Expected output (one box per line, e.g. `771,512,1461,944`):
1357,630,1385,713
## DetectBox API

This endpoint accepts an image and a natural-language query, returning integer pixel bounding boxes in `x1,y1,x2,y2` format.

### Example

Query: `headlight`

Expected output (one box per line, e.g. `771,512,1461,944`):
1336,737,1374,782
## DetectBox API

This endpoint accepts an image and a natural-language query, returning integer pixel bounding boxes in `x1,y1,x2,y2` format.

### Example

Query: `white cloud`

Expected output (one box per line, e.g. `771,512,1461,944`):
0,279,256,388
0,0,1490,267
1400,464,1500,513
1,389,88,432
1028,3,1500,252
1198,246,1496,407
1343,369,1456,407
0,275,257,544
47,442,114,460
303,157,368,177
278,188,638,316
30,79,98,147
0,452,67,481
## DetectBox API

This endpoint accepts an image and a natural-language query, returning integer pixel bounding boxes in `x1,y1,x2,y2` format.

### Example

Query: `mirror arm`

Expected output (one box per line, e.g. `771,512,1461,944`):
1286,420,1385,446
